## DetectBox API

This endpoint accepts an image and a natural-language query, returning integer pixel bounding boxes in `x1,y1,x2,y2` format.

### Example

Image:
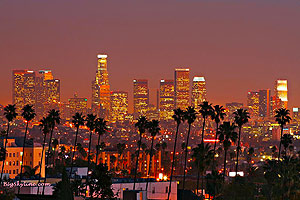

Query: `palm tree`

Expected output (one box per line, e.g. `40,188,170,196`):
218,122,238,178
85,114,96,197
233,108,250,176
0,104,17,184
37,117,50,195
211,105,226,170
69,112,85,179
52,138,59,167
145,120,160,192
133,116,148,190
199,101,213,143
42,109,60,195
167,108,185,200
18,104,36,195
281,134,293,156
182,107,197,194
117,143,126,169
275,108,291,159
192,143,214,196
94,118,108,166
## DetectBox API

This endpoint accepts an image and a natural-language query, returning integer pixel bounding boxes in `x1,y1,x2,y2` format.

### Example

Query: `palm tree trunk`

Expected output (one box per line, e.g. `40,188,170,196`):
167,123,180,200
223,149,227,179
182,123,192,196
42,126,54,195
95,133,101,166
235,126,242,177
201,171,205,198
84,130,93,199
69,126,79,179
201,118,206,144
18,121,29,195
196,161,200,195
133,133,142,190
146,135,155,192
278,126,283,159
0,123,10,184
212,122,219,171
37,130,47,195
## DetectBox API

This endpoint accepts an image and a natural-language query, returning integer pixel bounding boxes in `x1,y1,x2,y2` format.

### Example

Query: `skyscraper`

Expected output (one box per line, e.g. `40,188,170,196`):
110,91,129,123
133,79,149,118
174,68,190,109
258,89,271,118
192,76,206,109
13,70,36,115
92,54,111,119
68,94,88,116
247,91,259,118
274,79,288,109
159,79,175,121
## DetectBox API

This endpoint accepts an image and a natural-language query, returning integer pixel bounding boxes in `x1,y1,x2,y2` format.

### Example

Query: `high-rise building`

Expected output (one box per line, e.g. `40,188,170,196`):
44,79,60,112
92,54,111,119
192,76,206,109
293,107,300,122
174,68,190,109
274,79,288,109
13,70,36,116
110,91,129,123
133,79,149,118
247,91,259,118
68,94,88,116
159,80,175,121
226,102,244,113
258,89,271,118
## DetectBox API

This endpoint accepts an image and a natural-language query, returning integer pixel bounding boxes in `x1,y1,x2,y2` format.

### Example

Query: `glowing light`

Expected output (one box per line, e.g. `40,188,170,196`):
193,77,205,82
97,54,108,59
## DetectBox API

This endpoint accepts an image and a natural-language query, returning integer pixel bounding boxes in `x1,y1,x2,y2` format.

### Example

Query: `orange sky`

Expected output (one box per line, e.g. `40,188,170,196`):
0,0,300,112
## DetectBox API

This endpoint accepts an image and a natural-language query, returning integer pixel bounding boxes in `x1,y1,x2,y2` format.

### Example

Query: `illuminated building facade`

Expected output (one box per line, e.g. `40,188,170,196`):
274,79,288,109
68,94,88,116
133,79,149,118
159,80,175,121
110,91,128,123
258,89,271,118
92,54,111,119
13,70,36,116
293,107,300,122
247,91,259,118
146,104,159,121
0,138,45,179
191,76,206,109
226,102,244,120
174,68,190,109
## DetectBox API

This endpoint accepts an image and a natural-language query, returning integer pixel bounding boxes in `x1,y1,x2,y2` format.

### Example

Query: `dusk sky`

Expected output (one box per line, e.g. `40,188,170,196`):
1,0,300,111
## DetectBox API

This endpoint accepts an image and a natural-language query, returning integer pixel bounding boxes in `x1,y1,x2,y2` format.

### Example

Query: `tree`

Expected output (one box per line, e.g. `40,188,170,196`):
182,106,197,195
0,104,17,184
94,118,108,166
218,122,238,178
275,108,291,159
133,116,148,190
192,143,214,197
116,143,126,169
53,167,74,200
43,109,60,195
199,101,213,143
88,164,114,199
18,104,36,194
233,108,250,176
69,112,85,180
77,143,87,159
20,165,39,179
86,114,97,179
281,134,293,156
167,108,185,200
211,105,226,170
52,138,59,167
37,117,51,195
145,119,160,192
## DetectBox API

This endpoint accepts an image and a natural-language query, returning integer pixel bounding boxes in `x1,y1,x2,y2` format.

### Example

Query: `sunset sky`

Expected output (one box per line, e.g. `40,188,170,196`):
1,0,300,111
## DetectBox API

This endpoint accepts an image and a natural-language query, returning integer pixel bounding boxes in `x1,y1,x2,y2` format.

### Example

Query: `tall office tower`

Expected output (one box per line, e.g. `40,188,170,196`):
110,91,129,123
258,89,271,118
226,102,244,113
68,94,88,116
191,76,206,109
292,107,300,122
133,79,149,118
274,79,288,109
174,68,190,109
44,79,60,111
91,54,111,119
159,80,175,121
247,91,259,118
13,70,36,116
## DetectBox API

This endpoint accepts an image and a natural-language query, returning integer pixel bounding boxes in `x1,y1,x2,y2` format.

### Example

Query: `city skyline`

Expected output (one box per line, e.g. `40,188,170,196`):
1,1,300,110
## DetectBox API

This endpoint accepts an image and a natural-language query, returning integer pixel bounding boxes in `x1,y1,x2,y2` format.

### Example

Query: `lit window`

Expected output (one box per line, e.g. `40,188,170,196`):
20,152,23,156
